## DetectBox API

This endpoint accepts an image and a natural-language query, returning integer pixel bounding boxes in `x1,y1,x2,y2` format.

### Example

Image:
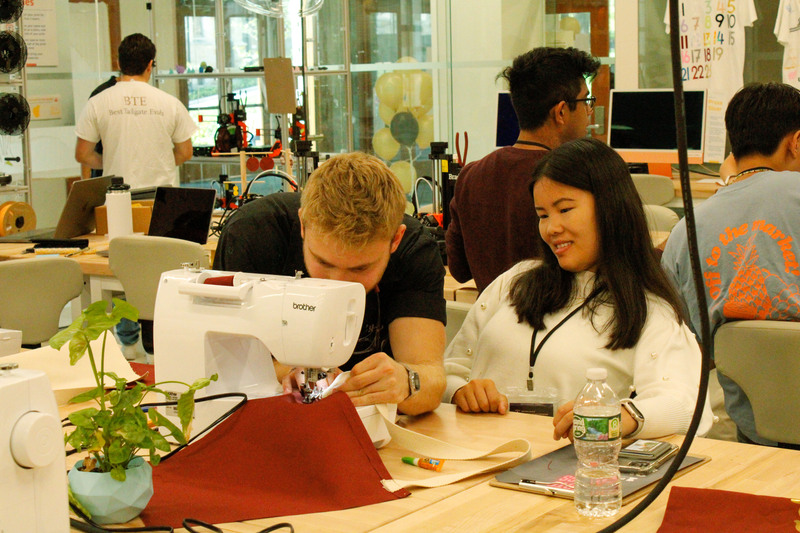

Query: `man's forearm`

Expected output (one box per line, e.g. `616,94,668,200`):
398,361,445,415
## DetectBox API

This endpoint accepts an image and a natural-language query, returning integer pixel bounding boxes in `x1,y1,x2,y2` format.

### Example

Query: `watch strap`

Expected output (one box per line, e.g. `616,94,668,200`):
621,398,645,438
401,363,420,400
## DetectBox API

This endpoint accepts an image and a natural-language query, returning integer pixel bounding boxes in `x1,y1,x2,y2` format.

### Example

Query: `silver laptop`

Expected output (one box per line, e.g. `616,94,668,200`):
0,175,113,243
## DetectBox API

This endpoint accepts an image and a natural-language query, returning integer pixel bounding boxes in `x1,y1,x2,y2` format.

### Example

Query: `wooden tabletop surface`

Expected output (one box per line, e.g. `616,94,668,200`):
63,401,800,533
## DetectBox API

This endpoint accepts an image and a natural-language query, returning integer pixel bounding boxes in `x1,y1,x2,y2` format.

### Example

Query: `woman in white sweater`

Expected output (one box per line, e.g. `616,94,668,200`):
445,138,712,440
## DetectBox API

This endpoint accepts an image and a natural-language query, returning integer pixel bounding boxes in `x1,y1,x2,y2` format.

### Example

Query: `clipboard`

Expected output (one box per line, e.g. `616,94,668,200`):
490,443,710,505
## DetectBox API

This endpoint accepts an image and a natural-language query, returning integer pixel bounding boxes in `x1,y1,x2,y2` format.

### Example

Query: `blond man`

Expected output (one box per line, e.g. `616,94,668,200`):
214,152,446,415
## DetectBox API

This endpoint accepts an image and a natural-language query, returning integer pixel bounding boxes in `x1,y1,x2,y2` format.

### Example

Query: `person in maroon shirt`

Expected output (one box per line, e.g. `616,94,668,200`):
446,47,600,292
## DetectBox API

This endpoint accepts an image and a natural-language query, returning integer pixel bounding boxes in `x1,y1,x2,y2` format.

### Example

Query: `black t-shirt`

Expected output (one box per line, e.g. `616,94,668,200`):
213,192,446,370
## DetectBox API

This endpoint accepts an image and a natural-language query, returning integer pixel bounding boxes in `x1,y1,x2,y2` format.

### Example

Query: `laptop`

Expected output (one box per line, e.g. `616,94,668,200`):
0,175,113,243
147,186,216,245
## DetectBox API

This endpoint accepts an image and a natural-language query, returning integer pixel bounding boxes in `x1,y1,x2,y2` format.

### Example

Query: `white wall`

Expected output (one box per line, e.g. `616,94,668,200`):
615,0,639,90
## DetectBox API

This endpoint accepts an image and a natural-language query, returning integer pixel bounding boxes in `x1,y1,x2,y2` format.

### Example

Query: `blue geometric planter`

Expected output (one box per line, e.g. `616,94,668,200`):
68,456,154,525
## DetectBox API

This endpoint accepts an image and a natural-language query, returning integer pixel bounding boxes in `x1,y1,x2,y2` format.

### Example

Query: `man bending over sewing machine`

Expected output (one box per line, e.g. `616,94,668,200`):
213,152,447,415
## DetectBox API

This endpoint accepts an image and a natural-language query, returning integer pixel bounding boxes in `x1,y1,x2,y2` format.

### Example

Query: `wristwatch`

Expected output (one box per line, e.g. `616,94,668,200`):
402,363,421,400
620,399,645,438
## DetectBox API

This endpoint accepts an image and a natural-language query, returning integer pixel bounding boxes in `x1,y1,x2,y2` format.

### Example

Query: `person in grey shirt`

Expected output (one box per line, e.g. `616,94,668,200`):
661,82,800,447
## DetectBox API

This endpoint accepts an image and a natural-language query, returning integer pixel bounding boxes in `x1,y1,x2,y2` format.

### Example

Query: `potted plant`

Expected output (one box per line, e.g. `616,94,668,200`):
50,298,216,525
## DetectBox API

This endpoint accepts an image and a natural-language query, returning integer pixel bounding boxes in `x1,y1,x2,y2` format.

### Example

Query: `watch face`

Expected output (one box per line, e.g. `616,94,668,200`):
409,369,421,392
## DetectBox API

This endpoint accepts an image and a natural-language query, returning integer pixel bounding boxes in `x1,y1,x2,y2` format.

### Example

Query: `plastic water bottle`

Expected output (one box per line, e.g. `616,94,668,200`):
573,367,622,517
106,177,133,241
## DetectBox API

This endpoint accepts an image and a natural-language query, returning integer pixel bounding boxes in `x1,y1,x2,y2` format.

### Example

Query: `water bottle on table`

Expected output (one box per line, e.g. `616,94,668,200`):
573,367,622,517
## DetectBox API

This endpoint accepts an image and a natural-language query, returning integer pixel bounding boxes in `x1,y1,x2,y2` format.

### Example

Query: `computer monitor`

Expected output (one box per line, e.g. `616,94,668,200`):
608,89,706,164
496,91,520,148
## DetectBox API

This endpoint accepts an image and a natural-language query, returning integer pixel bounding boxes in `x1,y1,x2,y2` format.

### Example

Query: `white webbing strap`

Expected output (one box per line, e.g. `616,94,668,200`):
376,404,532,490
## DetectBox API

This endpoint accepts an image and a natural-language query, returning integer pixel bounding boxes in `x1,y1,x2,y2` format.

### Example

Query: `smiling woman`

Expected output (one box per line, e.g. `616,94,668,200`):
443,138,714,443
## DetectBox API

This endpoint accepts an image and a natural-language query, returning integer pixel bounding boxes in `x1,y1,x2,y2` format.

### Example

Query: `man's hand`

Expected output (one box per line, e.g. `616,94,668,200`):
334,352,409,407
453,379,508,414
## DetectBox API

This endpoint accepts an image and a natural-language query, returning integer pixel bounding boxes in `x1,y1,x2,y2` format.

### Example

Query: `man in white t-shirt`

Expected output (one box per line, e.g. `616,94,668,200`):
75,33,196,190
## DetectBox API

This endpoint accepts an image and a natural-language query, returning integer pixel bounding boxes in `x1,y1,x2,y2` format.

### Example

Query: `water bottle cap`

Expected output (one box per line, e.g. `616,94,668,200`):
107,176,130,191
586,367,607,380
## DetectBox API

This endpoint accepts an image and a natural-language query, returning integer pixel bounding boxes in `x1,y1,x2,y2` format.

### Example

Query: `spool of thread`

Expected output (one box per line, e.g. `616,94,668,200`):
106,177,133,241
0,201,36,236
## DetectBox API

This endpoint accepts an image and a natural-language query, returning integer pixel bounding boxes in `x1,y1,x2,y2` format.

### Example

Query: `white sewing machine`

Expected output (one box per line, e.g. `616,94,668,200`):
153,267,391,447
0,363,69,532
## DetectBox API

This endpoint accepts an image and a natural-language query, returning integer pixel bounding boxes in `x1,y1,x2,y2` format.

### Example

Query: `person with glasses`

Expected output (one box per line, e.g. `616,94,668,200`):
214,152,447,415
444,139,712,441
446,47,600,293
75,33,195,191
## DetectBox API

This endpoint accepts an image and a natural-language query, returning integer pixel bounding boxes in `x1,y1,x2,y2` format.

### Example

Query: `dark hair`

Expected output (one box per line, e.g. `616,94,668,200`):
726,82,800,159
498,47,600,131
509,138,685,350
118,33,156,76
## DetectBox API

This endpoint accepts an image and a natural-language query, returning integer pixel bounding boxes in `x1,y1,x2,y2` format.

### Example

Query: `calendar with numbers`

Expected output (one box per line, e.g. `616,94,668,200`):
664,0,756,163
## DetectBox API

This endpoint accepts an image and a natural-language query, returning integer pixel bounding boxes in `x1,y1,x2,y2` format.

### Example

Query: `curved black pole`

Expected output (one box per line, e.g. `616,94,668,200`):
595,0,713,529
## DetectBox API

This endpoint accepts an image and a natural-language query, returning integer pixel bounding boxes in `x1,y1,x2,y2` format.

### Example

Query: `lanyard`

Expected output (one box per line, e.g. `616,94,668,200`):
515,140,552,150
527,302,586,391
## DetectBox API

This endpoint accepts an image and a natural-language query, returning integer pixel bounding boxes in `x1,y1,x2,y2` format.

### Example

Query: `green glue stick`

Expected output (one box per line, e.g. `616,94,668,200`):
401,456,445,472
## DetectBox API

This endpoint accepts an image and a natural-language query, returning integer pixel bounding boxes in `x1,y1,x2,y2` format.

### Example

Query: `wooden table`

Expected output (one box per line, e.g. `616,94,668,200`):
0,233,216,318
63,402,800,533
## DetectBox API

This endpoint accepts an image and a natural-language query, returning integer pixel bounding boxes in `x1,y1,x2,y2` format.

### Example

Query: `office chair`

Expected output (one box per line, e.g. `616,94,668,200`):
643,204,680,233
109,235,208,354
714,320,800,445
631,174,676,206
0,257,84,347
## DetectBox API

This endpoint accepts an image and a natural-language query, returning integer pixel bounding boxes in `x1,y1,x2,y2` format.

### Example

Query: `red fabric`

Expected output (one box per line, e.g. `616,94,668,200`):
129,363,155,386
140,392,408,528
658,487,800,532
203,275,235,286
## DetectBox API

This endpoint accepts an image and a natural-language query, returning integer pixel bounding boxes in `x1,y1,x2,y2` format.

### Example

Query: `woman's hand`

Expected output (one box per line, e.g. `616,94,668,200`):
553,400,638,441
453,379,508,414
553,401,575,442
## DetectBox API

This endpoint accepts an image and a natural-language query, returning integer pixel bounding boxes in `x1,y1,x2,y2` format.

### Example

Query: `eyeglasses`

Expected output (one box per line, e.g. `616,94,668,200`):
566,96,597,113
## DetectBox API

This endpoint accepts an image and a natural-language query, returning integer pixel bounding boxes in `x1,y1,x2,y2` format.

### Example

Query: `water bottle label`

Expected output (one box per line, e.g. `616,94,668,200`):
573,413,621,441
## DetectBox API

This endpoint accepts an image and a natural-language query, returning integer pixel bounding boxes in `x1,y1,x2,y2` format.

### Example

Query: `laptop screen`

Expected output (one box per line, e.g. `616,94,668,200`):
147,187,216,245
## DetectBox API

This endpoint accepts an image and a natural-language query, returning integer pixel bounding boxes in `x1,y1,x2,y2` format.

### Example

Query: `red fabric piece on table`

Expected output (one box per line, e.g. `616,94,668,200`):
658,486,800,532
140,392,409,528
129,362,155,386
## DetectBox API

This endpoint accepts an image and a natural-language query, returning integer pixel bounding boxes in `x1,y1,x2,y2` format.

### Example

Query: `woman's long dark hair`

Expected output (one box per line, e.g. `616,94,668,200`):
509,138,685,350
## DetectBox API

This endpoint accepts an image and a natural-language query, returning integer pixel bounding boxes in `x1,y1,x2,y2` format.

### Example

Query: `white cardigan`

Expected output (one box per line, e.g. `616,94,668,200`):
444,261,713,439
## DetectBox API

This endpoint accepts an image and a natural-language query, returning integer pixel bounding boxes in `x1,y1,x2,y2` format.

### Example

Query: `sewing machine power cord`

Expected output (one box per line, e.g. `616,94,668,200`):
66,392,294,532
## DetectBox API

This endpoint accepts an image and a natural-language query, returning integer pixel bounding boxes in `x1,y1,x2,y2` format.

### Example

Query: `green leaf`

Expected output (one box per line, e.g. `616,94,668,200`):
68,408,100,429
188,373,219,392
68,485,93,519
149,409,187,445
110,465,127,482
149,430,172,452
176,390,196,435
68,386,104,404
68,335,90,365
107,439,131,465
110,298,139,323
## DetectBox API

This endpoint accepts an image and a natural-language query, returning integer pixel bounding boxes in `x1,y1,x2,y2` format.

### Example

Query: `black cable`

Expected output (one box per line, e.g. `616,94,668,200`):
596,0,713,530
182,518,293,533
243,169,298,197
